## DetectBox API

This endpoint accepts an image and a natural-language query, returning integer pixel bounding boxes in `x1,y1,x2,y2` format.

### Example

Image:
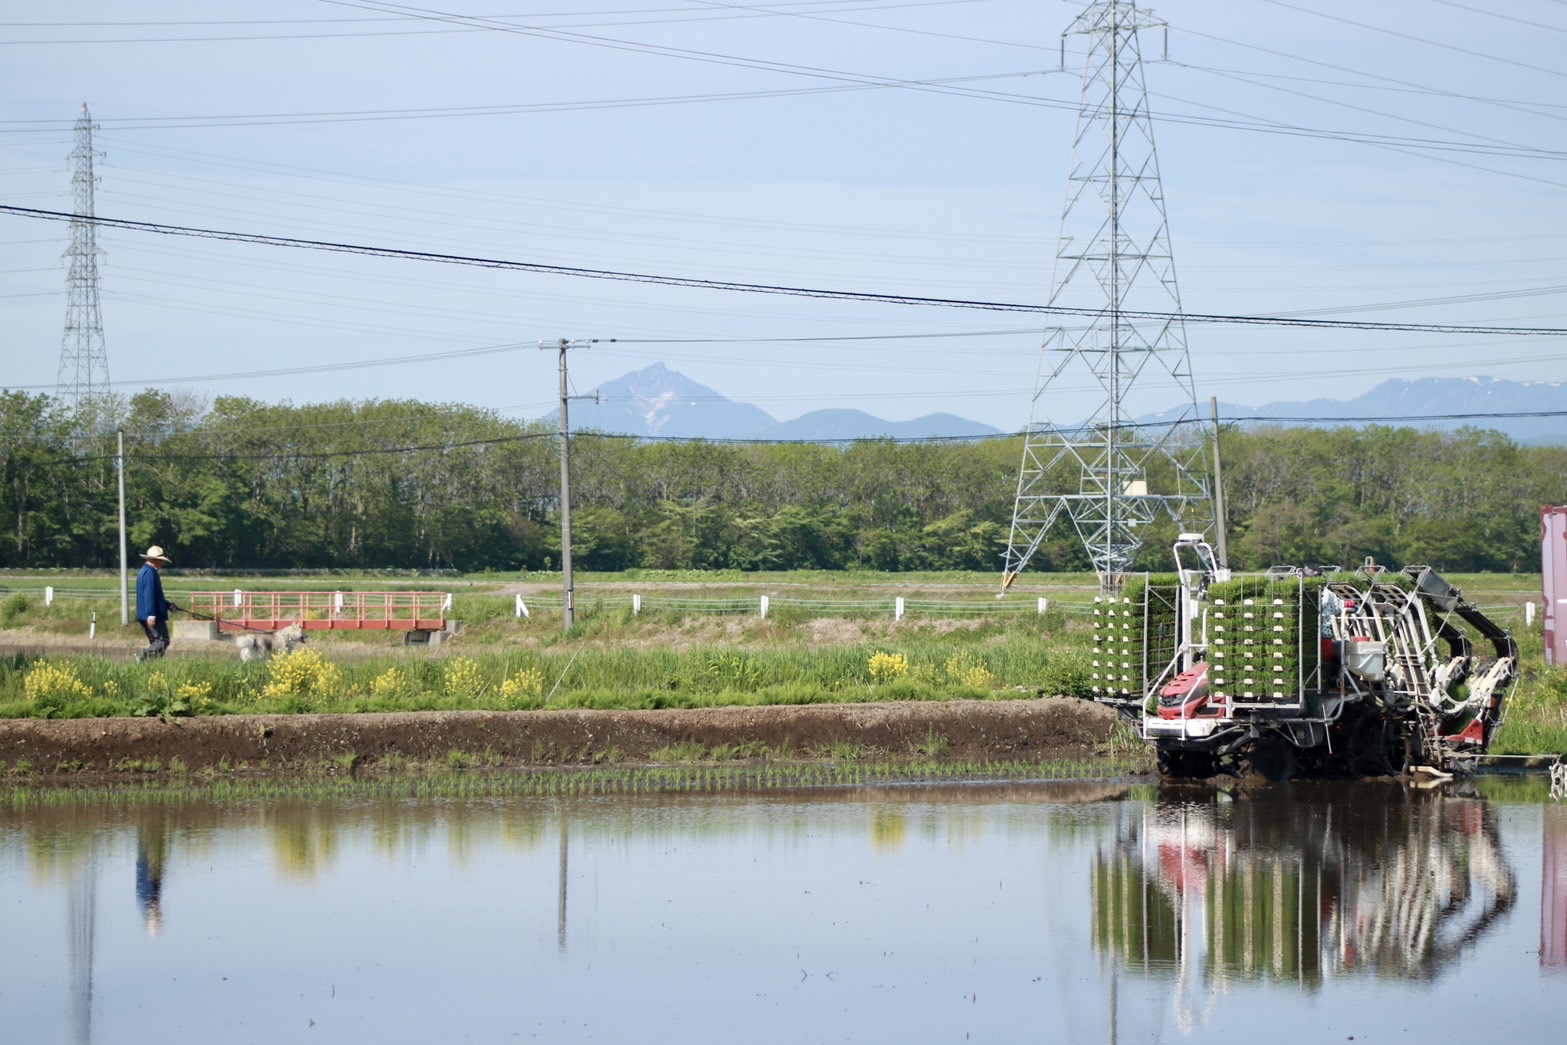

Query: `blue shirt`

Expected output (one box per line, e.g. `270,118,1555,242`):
136,563,170,622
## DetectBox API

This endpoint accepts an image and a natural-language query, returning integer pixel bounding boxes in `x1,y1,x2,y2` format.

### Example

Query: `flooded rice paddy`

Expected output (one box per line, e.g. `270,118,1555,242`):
3,779,1565,1043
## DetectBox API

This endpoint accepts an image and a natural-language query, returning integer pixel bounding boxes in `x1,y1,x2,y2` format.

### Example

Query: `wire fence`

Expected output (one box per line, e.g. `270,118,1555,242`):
1,583,1546,627
510,592,1081,621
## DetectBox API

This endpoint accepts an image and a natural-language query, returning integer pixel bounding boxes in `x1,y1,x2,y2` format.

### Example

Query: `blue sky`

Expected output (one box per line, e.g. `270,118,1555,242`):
3,0,1565,429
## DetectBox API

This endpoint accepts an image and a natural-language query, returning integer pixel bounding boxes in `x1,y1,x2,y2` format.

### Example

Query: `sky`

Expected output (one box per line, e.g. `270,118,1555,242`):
3,0,1566,431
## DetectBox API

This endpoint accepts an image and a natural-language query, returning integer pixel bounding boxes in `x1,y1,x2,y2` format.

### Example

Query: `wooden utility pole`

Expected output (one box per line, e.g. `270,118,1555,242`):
117,430,128,625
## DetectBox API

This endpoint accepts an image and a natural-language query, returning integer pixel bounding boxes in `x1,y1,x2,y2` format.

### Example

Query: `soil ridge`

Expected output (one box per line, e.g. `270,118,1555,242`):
0,698,1120,775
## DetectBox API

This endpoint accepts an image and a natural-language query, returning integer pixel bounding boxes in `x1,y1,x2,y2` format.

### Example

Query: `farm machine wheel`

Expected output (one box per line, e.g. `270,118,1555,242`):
1156,748,1221,779
1245,740,1298,782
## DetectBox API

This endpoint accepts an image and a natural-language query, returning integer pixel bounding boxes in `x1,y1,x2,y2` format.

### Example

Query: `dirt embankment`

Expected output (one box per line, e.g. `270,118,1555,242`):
0,698,1122,776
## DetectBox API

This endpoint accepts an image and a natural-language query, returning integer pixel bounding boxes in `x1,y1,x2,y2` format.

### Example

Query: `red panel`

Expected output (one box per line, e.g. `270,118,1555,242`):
1546,507,1567,668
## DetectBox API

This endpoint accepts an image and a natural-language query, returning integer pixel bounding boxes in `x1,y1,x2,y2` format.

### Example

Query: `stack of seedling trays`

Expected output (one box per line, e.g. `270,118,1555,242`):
1206,576,1325,705
1092,574,1183,700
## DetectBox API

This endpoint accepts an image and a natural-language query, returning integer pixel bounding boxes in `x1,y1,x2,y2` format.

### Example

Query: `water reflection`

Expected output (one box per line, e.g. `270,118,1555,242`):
1093,785,1518,1023
134,822,167,936
2,782,1561,1043
67,854,95,1045
1547,803,1567,973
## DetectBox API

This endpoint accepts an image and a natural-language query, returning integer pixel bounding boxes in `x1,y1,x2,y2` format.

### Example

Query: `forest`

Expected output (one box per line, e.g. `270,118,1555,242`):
0,389,1560,574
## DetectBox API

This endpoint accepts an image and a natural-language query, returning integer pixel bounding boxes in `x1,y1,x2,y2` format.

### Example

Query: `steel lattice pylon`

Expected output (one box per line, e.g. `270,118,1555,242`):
57,103,111,409
1003,2,1212,592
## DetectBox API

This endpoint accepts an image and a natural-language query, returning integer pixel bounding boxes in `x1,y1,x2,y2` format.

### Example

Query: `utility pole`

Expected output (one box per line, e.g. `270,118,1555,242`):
1210,396,1228,569
117,431,128,625
542,339,595,629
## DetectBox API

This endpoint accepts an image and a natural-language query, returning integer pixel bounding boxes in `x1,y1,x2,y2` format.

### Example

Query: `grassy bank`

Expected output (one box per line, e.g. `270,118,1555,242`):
1,569,1561,757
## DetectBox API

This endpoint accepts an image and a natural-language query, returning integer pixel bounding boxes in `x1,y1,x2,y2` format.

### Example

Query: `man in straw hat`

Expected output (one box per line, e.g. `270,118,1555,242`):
136,545,178,661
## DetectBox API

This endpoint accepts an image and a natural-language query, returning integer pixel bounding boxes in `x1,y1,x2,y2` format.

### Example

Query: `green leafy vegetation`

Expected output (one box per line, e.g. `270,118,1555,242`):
1491,667,1567,756
2,392,1561,573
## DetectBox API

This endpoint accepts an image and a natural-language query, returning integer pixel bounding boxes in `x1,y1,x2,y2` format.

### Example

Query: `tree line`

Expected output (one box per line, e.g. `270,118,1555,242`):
1,390,1561,574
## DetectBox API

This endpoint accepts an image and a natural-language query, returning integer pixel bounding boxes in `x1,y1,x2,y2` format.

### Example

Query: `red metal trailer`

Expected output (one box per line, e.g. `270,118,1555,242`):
188,591,448,634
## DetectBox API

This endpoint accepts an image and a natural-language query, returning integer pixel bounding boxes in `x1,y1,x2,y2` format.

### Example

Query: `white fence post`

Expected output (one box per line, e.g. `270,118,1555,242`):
894,597,905,621
442,593,453,612
45,586,54,606
233,588,243,607
1038,597,1049,614
334,591,344,614
1526,601,1536,627
760,595,769,619
633,593,642,615
515,595,530,619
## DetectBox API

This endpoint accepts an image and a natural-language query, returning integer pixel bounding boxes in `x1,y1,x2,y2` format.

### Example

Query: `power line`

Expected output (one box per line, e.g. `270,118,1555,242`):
0,71,1049,132
319,0,1065,112
1237,409,1567,424
1177,24,1567,126
5,205,1566,337
1260,0,1567,82
1168,64,1561,161
1173,60,1567,114
0,330,1049,392
63,405,1567,466
0,0,982,42
4,340,539,390
1428,0,1567,33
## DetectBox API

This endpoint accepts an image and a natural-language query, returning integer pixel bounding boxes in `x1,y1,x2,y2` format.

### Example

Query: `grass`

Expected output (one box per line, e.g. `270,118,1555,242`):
0,616,1095,719
2,568,1561,756
1491,664,1567,756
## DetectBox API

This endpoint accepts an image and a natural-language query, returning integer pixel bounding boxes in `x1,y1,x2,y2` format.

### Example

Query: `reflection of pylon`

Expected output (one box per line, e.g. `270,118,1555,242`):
1004,3,1211,592
57,103,111,409
68,857,97,1045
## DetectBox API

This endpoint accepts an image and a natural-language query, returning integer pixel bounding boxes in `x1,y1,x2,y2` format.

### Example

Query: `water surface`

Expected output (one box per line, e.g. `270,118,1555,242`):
3,780,1563,1042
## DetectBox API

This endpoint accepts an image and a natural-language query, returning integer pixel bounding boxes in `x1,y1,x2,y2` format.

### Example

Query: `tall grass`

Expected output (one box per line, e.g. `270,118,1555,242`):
1491,666,1567,756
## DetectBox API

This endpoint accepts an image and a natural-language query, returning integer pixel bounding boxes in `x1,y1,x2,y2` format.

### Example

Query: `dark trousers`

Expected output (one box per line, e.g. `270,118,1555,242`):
139,619,170,660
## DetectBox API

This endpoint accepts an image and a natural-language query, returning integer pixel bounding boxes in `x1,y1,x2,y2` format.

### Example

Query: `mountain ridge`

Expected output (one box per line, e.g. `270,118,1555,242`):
551,364,1565,445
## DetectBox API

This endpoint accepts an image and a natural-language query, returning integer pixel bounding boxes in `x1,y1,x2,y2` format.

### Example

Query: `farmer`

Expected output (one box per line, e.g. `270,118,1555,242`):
136,544,178,661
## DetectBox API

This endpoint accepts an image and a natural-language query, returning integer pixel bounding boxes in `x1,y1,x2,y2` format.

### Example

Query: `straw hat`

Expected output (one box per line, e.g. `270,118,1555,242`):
140,545,171,564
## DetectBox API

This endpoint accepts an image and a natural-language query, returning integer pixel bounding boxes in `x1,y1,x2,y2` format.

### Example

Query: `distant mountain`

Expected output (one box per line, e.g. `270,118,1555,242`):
1142,377,1566,446
758,409,1001,441
557,368,1563,445
558,362,776,439
553,363,1003,441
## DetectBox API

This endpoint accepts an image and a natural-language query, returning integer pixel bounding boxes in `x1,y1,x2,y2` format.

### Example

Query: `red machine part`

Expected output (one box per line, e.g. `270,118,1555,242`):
1157,663,1215,719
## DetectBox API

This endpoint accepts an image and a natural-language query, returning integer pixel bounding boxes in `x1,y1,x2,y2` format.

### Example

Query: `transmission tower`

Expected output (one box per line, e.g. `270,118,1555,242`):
1003,2,1212,593
57,103,111,410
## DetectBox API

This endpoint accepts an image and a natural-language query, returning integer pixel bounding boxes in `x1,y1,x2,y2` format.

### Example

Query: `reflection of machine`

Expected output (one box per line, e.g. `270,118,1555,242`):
1093,787,1517,1028
1092,536,1519,777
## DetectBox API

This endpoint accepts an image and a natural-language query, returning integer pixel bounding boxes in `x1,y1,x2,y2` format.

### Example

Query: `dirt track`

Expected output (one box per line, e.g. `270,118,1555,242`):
0,698,1122,776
